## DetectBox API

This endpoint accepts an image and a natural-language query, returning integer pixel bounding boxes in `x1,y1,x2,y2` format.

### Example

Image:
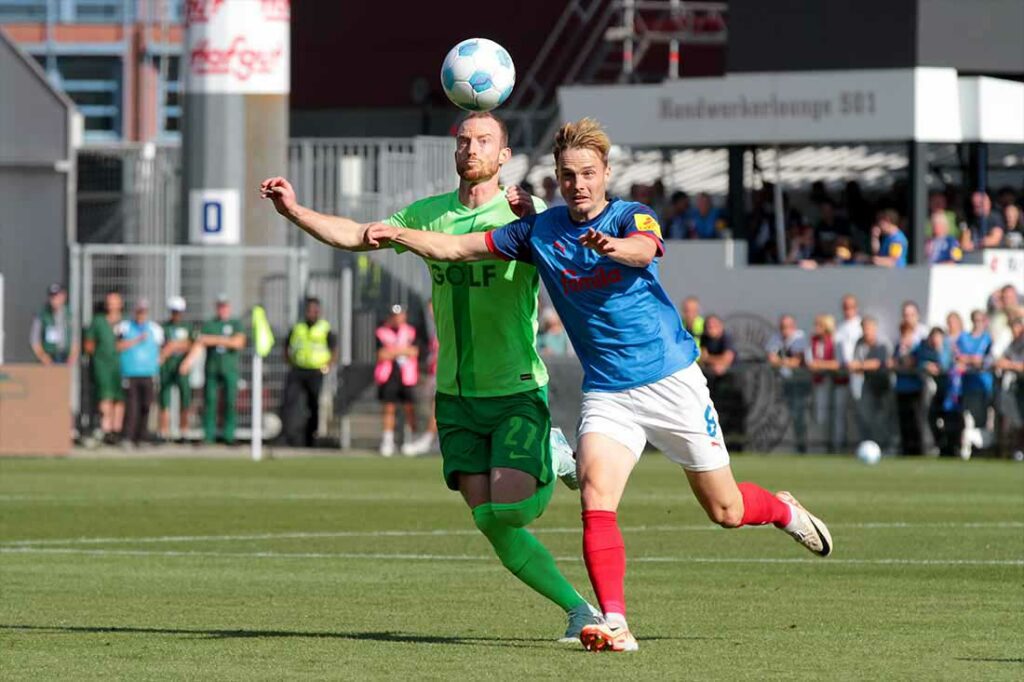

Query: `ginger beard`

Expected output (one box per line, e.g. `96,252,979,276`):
454,118,508,184
456,153,500,183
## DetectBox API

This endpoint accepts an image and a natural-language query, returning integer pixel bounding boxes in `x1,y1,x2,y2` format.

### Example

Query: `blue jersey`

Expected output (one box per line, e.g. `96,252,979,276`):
687,207,725,239
880,230,908,267
487,199,699,392
116,319,163,378
956,331,993,395
926,236,963,264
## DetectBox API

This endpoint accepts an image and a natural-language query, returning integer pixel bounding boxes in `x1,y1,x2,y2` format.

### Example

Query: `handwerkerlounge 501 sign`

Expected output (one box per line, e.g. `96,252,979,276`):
185,0,290,94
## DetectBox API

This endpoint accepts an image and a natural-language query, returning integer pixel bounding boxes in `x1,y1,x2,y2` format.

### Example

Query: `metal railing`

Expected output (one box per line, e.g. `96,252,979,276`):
70,243,305,437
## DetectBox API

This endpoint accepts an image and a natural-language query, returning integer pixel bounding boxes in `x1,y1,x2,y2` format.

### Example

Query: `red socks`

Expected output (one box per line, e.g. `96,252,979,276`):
582,510,626,617
582,486,789,617
738,482,792,527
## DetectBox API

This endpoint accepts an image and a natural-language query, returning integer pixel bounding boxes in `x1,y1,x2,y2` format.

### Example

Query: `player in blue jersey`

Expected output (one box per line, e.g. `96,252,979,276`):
365,118,833,653
925,212,964,264
872,209,909,267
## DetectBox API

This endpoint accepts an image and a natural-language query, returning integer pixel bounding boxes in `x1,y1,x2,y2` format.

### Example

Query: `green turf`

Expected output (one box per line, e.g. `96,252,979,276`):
1,454,1022,680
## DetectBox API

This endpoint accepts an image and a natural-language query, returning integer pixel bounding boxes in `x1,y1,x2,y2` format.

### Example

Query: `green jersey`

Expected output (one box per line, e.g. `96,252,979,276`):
200,318,244,373
162,320,194,372
85,315,118,366
387,190,548,398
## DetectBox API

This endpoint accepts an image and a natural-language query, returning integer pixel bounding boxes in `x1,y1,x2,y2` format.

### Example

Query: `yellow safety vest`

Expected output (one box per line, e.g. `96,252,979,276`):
688,315,705,348
289,319,332,370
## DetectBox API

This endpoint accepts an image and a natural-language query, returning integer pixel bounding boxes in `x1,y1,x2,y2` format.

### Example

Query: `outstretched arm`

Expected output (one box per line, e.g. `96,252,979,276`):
365,223,493,262
260,176,377,251
579,229,659,268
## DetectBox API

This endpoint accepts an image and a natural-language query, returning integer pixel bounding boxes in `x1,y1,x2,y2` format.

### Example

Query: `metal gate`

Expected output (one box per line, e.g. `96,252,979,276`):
70,243,307,437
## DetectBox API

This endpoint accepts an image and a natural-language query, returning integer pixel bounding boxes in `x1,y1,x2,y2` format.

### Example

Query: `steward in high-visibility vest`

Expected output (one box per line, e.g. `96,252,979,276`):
282,297,337,447
289,319,333,369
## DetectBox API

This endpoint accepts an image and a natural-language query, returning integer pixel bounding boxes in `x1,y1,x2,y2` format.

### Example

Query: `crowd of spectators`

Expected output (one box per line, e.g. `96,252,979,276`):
606,177,1024,266
682,286,1024,459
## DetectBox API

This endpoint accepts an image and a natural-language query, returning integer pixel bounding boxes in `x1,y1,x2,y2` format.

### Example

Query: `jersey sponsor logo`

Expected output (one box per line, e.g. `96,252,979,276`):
561,267,622,295
430,263,498,288
553,240,566,254
634,213,662,237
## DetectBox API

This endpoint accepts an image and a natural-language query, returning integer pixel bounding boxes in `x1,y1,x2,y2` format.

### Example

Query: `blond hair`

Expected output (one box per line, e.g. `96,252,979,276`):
553,117,611,166
816,314,836,336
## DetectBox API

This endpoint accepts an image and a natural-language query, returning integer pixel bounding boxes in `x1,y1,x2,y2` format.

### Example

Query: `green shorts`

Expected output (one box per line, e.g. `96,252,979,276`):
159,364,191,409
435,387,553,491
92,361,123,402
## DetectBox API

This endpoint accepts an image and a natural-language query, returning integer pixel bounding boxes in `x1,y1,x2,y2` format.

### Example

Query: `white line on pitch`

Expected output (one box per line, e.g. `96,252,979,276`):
1,546,1021,567
1,521,1021,548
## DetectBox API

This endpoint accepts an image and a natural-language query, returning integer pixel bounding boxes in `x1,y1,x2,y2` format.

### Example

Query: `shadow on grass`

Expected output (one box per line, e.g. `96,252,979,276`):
1,624,704,649
954,657,1024,664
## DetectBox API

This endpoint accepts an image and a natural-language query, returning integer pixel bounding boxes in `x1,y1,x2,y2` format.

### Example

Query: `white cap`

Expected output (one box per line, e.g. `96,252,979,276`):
167,295,186,312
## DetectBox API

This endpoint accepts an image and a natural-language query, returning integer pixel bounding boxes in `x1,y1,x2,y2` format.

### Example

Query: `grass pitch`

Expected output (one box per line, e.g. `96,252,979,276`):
1,453,1022,680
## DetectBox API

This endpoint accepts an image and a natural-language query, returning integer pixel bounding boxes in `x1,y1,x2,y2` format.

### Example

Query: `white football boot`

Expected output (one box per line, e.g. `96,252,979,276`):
580,617,639,652
550,427,579,490
776,491,833,557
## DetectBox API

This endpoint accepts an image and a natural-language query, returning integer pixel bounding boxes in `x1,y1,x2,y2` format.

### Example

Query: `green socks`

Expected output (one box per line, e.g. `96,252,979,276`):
472,494,586,612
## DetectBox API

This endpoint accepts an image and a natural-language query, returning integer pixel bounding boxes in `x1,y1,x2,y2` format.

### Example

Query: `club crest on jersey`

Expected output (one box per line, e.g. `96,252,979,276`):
633,213,662,237
561,267,622,295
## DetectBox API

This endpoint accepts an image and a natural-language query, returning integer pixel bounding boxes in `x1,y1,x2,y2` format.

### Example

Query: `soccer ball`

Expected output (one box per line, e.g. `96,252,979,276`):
440,38,516,112
856,440,882,465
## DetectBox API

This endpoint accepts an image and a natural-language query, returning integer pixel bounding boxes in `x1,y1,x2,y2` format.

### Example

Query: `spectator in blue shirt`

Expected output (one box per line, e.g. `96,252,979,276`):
536,308,573,357
956,309,994,433
892,321,925,454
945,311,965,350
918,327,958,455
925,211,964,264
686,192,726,239
766,314,811,452
115,299,164,447
872,209,908,268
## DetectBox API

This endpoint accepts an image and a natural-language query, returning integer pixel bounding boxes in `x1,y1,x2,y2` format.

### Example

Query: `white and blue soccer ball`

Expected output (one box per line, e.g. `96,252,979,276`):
856,440,882,465
440,38,515,112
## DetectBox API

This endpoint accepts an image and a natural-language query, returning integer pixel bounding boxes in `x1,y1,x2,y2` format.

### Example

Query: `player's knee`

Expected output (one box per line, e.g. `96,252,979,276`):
491,498,539,529
491,506,531,529
472,503,499,534
708,504,744,528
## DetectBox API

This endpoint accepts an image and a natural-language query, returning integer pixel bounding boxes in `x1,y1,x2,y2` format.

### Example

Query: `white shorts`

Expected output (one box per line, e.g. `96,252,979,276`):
577,363,730,472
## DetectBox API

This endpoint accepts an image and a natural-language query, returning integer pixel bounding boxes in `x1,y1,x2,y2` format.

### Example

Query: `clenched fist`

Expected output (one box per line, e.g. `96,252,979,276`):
506,185,537,219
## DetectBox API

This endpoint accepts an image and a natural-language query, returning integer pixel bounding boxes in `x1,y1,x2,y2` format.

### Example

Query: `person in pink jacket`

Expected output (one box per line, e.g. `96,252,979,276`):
375,304,419,456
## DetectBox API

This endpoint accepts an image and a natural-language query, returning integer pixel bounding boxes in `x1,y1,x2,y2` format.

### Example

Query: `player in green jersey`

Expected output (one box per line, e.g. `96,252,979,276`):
261,112,599,641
